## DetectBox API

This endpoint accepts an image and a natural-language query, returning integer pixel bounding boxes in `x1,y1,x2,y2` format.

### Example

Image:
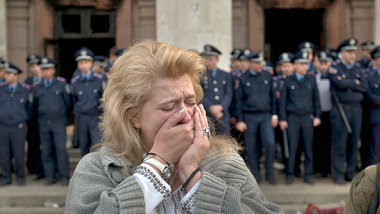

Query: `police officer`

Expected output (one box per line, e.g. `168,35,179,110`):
32,57,71,185
0,62,31,186
0,58,5,83
241,48,253,73
358,40,375,69
263,60,275,75
329,37,368,184
367,46,380,165
200,44,232,135
297,42,318,75
279,51,321,185
273,52,294,170
71,47,106,156
93,56,109,77
313,50,333,177
24,53,45,179
235,51,278,184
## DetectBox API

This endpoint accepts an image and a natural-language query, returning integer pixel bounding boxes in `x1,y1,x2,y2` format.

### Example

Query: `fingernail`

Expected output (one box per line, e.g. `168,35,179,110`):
197,106,201,112
179,108,185,114
195,112,199,117
200,104,205,110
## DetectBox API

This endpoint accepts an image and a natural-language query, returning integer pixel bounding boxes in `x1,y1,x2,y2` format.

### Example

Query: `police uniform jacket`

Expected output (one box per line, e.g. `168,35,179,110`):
0,83,31,126
235,71,276,122
328,60,368,105
32,77,72,122
201,68,233,115
366,69,380,124
71,72,105,116
279,74,321,121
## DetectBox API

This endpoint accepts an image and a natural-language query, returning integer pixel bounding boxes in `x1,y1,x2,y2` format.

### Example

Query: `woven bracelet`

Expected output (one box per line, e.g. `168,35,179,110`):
181,167,201,191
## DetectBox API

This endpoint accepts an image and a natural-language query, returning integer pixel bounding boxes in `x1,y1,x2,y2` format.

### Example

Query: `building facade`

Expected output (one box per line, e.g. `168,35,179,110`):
1,0,379,79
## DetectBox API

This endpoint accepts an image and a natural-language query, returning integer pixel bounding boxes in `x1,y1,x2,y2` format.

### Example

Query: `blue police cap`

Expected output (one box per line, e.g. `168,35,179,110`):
231,48,243,60
39,57,57,69
263,60,274,71
247,51,264,63
371,46,380,59
239,48,253,60
26,53,41,64
5,62,22,74
297,42,315,52
278,52,294,64
0,58,5,69
317,51,333,62
75,47,94,61
337,37,358,52
94,56,108,68
201,44,222,56
361,40,374,50
325,48,339,61
115,48,128,57
292,51,309,63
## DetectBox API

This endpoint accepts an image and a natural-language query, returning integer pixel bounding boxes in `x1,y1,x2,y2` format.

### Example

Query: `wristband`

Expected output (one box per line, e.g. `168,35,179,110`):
181,167,201,191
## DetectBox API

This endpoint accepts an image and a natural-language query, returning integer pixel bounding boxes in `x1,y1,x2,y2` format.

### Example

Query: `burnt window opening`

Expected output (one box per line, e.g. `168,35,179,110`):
91,15,110,33
61,14,81,33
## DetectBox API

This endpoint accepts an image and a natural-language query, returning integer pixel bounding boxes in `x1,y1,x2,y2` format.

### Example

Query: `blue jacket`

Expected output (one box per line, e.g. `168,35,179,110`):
234,70,276,122
279,74,321,120
32,77,72,122
328,60,368,105
71,72,105,116
201,68,233,119
367,69,380,124
0,82,31,126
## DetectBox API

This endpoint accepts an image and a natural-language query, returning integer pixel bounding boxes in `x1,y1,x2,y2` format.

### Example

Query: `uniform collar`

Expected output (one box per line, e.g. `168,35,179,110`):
8,83,18,92
0,78,3,83
43,78,53,87
81,71,92,80
33,76,42,84
340,60,354,70
211,68,218,77
373,66,380,76
249,70,259,76
295,73,305,81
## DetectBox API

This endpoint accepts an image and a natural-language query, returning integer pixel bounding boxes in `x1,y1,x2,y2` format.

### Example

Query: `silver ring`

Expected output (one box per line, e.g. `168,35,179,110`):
202,126,211,139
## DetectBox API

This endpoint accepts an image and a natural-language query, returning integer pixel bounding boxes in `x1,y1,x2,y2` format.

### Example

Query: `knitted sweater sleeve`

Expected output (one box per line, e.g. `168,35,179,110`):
64,153,146,214
194,151,284,214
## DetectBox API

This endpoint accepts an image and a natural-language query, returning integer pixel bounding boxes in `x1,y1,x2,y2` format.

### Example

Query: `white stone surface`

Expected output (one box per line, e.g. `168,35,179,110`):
156,0,232,71
0,0,7,58
375,0,380,44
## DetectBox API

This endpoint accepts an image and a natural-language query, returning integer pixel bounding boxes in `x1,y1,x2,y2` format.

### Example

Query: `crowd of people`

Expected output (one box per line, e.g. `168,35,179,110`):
0,37,379,189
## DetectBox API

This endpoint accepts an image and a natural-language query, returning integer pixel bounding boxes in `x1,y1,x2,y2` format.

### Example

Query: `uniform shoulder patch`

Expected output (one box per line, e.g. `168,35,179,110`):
93,73,103,79
31,81,41,88
0,82,6,87
71,75,80,84
56,77,67,83
328,67,337,74
20,82,31,90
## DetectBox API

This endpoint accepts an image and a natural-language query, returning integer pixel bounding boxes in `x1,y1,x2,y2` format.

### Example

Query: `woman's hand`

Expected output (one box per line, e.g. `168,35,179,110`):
150,109,194,164
177,104,210,190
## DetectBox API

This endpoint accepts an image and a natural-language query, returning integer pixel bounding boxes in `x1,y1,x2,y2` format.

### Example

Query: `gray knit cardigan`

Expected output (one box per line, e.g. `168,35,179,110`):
65,146,284,214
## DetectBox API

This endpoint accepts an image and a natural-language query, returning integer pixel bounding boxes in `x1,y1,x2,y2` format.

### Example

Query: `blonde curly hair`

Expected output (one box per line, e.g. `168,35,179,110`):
98,40,239,167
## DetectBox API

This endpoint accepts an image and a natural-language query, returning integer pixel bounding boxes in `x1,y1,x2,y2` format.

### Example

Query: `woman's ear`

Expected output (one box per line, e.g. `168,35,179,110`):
131,114,141,129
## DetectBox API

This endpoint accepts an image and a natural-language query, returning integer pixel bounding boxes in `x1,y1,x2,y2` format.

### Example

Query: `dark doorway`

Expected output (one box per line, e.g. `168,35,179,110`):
55,38,115,80
264,9,325,63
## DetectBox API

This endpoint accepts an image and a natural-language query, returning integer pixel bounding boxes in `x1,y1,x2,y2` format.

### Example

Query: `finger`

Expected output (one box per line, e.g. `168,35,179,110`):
196,105,206,128
199,104,208,126
162,108,186,129
193,111,202,133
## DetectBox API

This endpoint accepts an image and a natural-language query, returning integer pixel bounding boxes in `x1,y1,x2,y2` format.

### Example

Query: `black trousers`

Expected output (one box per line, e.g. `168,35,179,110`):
0,124,26,183
313,111,331,176
26,119,44,176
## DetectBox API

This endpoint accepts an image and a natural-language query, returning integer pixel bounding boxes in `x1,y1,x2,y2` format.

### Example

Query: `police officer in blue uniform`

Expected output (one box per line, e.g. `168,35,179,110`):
358,40,375,69
32,57,71,185
297,42,318,75
235,51,278,184
200,44,232,135
71,47,106,156
0,62,31,186
273,52,294,170
0,58,5,83
328,38,368,184
279,51,321,185
367,46,380,165
24,53,45,179
93,56,109,77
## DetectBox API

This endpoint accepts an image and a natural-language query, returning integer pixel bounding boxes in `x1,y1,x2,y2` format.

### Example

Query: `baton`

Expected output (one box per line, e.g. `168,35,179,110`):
282,129,289,159
332,90,352,134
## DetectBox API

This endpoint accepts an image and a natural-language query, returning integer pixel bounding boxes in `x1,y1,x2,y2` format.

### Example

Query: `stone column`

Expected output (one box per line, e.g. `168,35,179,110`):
375,0,380,44
0,0,7,58
156,0,232,71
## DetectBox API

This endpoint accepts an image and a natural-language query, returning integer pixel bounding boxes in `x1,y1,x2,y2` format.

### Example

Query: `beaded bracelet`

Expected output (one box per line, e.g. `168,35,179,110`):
134,165,170,198
181,167,201,191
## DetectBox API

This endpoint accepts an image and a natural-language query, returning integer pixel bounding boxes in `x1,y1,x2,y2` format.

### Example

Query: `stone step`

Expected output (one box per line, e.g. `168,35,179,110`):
0,207,64,214
279,203,345,214
67,148,81,160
